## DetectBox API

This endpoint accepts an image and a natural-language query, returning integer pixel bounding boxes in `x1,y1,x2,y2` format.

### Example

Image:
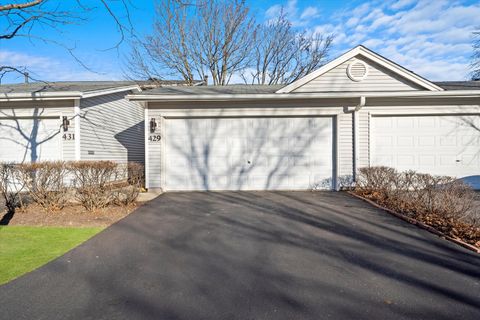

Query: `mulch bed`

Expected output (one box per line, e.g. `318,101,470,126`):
0,203,141,227
348,191,480,253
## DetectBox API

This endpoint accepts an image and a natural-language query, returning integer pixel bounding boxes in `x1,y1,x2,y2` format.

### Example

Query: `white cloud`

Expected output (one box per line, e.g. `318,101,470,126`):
0,50,121,83
308,0,479,80
300,7,319,20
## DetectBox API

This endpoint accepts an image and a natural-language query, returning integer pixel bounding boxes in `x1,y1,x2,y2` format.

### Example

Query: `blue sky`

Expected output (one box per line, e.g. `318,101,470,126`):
1,0,479,83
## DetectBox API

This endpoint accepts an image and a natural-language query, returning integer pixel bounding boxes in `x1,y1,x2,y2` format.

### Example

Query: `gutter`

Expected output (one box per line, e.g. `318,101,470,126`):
0,85,141,102
126,90,480,102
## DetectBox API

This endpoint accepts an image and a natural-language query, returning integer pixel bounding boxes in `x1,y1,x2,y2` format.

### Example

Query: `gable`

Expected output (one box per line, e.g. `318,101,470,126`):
293,56,423,93
277,45,443,93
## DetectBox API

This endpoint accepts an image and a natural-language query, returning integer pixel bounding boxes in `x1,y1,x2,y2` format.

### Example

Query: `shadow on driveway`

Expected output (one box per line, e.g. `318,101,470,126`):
0,191,479,319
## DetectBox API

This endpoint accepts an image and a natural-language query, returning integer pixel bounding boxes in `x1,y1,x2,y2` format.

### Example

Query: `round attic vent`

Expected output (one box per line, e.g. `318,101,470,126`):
347,60,369,82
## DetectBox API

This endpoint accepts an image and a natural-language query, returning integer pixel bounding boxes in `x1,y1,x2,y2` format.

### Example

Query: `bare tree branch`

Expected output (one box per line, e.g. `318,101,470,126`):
126,0,257,85
472,29,480,80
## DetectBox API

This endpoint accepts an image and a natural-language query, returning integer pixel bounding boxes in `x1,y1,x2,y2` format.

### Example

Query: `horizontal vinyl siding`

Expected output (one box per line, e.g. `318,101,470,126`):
80,91,144,164
357,111,370,169
337,112,354,183
0,100,76,161
147,109,162,189
293,56,422,93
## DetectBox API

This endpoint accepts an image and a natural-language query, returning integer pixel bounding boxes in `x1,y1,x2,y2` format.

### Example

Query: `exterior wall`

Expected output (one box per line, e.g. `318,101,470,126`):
337,112,354,182
293,56,422,93
0,100,76,161
80,91,145,164
145,100,357,190
357,97,480,169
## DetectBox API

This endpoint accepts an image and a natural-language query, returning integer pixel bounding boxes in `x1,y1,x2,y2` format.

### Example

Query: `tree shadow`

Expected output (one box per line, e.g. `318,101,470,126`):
0,108,60,163
166,111,334,190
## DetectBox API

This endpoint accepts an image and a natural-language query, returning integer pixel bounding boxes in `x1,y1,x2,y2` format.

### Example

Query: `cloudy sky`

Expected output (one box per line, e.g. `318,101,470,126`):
1,0,479,83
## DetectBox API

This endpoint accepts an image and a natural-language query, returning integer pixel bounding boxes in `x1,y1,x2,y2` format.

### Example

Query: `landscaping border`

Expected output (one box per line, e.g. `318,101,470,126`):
347,191,480,254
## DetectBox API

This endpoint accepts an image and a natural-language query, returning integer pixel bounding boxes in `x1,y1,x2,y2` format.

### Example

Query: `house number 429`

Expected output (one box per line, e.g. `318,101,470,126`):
149,135,161,142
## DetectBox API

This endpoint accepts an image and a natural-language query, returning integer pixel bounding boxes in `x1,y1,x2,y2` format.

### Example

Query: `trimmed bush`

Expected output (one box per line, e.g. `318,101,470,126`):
0,163,25,214
112,162,144,206
355,166,479,245
68,161,118,211
18,161,69,212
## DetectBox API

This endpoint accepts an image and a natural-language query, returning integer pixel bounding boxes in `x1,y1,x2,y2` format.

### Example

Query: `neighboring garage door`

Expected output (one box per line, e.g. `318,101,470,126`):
164,117,334,191
0,117,61,162
372,115,480,188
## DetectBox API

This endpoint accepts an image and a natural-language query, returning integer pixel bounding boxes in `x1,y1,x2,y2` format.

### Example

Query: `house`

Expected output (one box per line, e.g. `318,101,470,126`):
127,45,480,191
0,81,146,164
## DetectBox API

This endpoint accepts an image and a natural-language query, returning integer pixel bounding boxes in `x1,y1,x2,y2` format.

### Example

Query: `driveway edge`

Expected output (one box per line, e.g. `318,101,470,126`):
347,191,480,254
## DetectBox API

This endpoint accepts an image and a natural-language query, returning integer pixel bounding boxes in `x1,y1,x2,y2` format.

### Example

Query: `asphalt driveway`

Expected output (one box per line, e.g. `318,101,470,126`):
1,191,479,319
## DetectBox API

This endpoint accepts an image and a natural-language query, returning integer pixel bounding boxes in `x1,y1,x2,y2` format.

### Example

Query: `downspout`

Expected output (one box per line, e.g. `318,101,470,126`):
353,96,366,184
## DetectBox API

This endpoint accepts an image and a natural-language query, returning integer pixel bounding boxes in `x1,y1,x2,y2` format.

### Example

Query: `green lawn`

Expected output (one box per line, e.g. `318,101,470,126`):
0,226,103,285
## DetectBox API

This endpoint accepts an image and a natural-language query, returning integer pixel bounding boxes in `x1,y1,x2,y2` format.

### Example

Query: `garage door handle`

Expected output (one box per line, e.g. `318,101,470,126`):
247,160,251,164
456,160,461,162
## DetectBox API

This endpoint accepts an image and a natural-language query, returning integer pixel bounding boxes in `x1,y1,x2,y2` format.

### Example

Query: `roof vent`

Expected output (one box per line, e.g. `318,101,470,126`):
347,60,369,82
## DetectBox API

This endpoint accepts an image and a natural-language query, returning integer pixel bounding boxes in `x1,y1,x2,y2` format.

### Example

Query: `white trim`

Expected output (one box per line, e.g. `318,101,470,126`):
74,99,81,161
0,85,140,101
81,85,140,98
160,116,166,191
127,90,479,102
144,105,150,189
276,46,444,93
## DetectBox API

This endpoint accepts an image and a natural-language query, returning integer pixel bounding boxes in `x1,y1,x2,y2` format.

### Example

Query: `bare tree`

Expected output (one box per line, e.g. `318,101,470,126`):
0,0,134,83
242,11,333,85
126,0,256,85
472,28,480,81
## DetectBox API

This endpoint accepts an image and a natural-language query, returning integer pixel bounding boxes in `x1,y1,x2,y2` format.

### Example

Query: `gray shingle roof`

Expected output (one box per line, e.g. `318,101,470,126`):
434,81,480,90
140,84,285,95
0,81,139,94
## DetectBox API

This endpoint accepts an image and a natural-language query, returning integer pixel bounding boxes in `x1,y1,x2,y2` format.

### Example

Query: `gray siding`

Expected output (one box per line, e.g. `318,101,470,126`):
293,56,422,93
80,91,144,164
337,112,354,183
357,111,370,169
0,100,76,161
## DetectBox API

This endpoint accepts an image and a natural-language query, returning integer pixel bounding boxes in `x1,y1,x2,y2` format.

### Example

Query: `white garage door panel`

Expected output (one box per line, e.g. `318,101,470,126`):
165,117,333,191
0,118,61,162
372,115,480,188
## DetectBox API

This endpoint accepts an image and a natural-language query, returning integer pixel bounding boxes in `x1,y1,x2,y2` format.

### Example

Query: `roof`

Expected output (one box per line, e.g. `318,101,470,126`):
0,81,138,94
140,84,285,95
434,81,480,90
277,45,444,93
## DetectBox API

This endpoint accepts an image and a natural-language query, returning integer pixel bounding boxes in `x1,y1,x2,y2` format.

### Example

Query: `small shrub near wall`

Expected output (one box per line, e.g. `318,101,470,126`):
355,166,479,246
0,163,25,214
112,162,144,206
1,161,145,214
67,161,118,211
18,161,69,212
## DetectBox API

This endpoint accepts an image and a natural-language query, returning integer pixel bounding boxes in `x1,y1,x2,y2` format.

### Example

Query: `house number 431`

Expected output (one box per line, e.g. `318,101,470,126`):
62,133,75,141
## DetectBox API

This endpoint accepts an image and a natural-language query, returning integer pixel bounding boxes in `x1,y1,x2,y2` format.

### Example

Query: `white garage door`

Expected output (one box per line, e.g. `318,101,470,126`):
372,115,480,187
164,117,333,191
0,118,61,163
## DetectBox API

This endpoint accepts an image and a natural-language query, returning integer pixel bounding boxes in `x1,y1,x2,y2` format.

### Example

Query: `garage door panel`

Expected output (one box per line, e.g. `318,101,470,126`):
372,115,480,188
165,117,333,191
0,118,61,163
